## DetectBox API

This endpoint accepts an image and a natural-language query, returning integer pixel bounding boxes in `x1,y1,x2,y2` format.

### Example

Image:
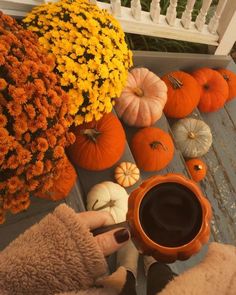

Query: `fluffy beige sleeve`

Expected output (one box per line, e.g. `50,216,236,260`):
159,242,236,295
0,204,108,295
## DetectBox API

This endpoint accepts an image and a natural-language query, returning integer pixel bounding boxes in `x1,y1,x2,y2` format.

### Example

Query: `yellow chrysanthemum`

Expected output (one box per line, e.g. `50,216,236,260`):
23,0,132,125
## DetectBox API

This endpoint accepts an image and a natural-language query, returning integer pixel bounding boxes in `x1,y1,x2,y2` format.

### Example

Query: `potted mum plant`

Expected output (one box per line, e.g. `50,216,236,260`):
23,0,133,125
0,12,76,223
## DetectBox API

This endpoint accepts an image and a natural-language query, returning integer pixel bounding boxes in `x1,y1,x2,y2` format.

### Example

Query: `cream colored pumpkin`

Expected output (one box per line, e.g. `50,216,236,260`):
114,162,140,187
115,68,167,127
172,118,212,158
87,181,128,223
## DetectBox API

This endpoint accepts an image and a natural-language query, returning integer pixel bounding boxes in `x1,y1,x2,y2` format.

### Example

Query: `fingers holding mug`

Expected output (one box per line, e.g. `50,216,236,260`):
95,228,130,256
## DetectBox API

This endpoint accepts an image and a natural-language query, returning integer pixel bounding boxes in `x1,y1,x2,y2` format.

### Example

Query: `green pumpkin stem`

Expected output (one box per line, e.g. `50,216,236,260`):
167,75,183,89
150,141,167,151
82,128,101,143
92,199,116,211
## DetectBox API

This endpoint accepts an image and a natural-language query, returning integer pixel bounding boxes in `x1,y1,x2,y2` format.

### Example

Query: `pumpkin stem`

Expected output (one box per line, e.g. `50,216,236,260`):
188,132,196,139
167,75,183,89
150,141,167,150
194,164,203,171
133,87,144,97
82,128,101,143
92,199,116,211
222,74,229,81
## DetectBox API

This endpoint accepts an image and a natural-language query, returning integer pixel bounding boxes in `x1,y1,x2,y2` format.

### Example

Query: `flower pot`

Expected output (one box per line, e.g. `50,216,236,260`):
127,173,212,263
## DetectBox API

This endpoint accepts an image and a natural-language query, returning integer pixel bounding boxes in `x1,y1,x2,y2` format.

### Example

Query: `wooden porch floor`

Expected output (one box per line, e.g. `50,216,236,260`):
0,52,236,293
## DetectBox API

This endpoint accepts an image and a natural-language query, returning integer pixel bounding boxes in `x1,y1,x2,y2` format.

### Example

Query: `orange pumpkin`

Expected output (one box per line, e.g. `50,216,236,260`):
192,68,228,112
217,68,236,102
186,158,207,182
68,113,126,171
131,127,174,171
115,68,167,127
161,71,201,118
35,158,77,200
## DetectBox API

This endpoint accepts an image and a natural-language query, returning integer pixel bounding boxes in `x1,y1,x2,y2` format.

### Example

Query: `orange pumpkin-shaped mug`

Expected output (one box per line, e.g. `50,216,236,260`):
92,173,212,263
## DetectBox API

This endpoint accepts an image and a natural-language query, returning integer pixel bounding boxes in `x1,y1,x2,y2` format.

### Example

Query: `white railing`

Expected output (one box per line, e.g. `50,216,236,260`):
0,0,235,55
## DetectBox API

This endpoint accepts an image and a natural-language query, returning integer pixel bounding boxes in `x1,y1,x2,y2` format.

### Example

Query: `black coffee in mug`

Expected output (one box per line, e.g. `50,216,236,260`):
139,182,203,247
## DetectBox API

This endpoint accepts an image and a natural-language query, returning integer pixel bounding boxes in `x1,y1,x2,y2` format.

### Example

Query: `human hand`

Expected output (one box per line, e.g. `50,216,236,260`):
77,210,130,256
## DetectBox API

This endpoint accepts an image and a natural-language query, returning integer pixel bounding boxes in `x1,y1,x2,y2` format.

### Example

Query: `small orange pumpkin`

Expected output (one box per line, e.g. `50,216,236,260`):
217,68,236,102
35,158,77,200
131,127,174,171
115,68,167,127
68,113,126,171
161,71,201,118
192,68,228,112
114,162,140,187
186,158,207,182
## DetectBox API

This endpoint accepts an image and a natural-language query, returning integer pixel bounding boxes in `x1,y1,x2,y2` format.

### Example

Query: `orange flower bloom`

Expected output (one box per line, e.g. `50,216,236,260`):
0,154,4,165
0,144,8,156
32,160,44,176
7,154,19,169
28,179,39,191
7,176,23,193
16,165,25,175
67,132,76,145
53,123,64,136
53,146,64,159
0,127,9,142
37,137,48,152
7,101,22,117
35,114,47,130
24,104,36,119
0,93,7,106
14,120,28,135
47,134,57,148
18,148,32,165
34,79,46,95
24,132,31,143
0,78,7,91
0,114,7,127
8,86,28,104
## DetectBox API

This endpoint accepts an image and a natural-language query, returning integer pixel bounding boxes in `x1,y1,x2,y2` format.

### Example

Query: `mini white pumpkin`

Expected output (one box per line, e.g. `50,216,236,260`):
172,118,212,158
87,181,129,223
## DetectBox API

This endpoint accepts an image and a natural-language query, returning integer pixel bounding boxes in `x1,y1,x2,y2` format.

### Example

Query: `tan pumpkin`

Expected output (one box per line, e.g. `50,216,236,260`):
114,162,140,187
172,118,212,158
115,68,167,127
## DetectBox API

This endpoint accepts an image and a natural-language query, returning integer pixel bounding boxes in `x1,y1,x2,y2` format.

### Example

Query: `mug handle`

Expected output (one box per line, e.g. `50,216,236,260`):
91,221,129,236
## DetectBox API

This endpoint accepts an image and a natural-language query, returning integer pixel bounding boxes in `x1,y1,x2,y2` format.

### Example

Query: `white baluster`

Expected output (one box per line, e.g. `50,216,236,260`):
195,0,213,32
150,0,161,23
131,0,142,21
208,0,227,34
166,0,178,26
181,0,196,29
111,0,121,17
89,0,97,4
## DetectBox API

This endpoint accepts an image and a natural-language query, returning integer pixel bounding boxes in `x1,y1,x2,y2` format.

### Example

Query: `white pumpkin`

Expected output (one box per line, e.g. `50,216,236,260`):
87,181,129,223
172,118,212,158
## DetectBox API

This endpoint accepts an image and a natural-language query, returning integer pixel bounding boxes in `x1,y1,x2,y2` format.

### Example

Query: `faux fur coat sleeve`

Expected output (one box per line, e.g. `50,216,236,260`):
0,204,110,295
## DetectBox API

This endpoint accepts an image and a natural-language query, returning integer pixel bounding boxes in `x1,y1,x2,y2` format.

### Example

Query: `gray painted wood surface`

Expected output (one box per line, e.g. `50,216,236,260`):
1,52,236,294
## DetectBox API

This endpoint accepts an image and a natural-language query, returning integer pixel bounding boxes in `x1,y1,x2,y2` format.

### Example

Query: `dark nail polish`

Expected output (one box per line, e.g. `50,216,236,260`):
114,228,130,244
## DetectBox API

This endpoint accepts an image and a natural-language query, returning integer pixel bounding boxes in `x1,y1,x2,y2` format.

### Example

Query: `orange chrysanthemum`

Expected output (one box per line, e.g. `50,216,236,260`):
18,148,32,165
53,146,64,159
7,176,23,193
0,78,7,90
37,137,48,152
7,102,22,117
0,12,75,222
0,114,7,127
